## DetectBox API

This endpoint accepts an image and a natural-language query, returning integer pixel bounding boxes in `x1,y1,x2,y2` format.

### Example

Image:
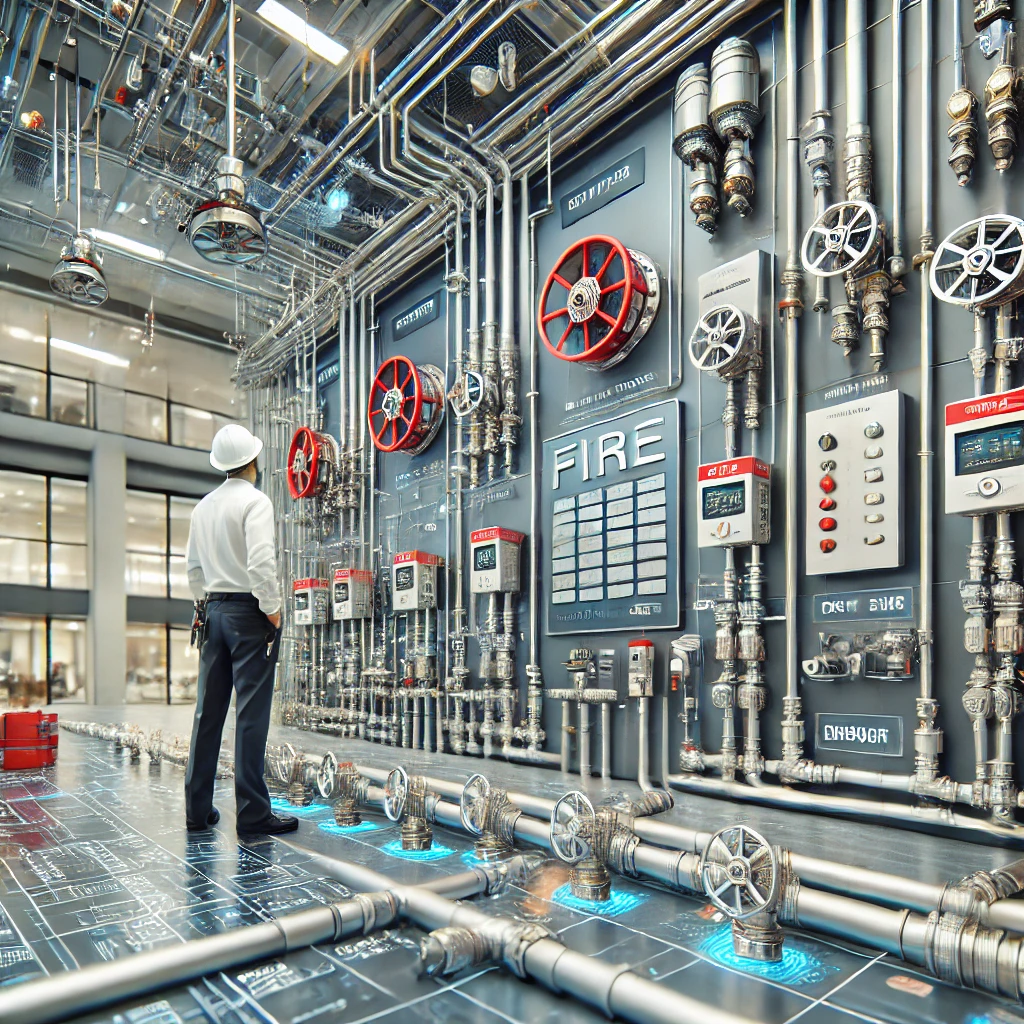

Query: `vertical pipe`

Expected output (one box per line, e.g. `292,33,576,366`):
226,0,236,161
637,697,651,791
915,0,938,782
560,700,571,773
846,1,868,129
73,50,80,236
781,0,805,762
51,70,58,209
602,700,611,780
579,701,590,778
889,0,905,278
810,0,830,313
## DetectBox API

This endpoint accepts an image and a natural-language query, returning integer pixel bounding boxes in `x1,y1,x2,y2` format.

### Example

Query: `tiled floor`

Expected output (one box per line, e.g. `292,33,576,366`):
0,707,1021,1024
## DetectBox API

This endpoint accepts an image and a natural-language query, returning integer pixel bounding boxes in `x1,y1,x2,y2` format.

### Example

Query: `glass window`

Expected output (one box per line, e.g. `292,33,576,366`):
169,496,197,556
170,405,216,450
50,479,87,544
0,615,47,709
126,490,167,553
169,626,197,704
0,363,46,418
124,391,167,443
50,543,88,590
0,470,46,540
125,624,168,704
169,555,191,600
49,618,87,703
0,538,47,587
0,304,47,370
50,376,91,427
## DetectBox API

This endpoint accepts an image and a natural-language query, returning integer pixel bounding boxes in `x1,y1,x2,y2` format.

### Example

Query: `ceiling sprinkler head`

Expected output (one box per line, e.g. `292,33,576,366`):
469,64,498,98
185,155,267,265
49,234,108,306
497,41,517,92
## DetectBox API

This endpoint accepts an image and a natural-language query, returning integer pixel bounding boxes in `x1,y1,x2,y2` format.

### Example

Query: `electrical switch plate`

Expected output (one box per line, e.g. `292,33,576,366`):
391,551,442,611
804,390,904,575
331,568,372,620
469,528,525,593
293,578,329,625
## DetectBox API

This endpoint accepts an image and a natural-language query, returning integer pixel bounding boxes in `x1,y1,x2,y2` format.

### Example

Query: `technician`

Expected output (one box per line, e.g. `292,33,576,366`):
183,424,298,836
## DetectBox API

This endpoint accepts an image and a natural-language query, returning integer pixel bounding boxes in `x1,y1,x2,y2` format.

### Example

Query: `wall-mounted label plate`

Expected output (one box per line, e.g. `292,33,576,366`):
560,148,645,228
815,713,904,757
392,291,441,341
812,587,915,623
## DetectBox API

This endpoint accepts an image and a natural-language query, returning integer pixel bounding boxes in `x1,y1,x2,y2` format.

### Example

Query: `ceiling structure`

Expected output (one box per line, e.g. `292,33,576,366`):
0,0,751,365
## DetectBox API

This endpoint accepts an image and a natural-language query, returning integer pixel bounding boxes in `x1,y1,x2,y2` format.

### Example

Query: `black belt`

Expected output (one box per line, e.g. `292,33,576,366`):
206,592,259,603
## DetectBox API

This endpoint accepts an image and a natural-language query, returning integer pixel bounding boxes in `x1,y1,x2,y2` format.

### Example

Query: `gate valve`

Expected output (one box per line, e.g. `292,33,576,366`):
538,235,660,369
286,426,338,499
368,356,446,454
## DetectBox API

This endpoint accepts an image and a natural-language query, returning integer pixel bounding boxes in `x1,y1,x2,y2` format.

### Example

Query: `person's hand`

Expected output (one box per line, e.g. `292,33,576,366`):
267,612,281,629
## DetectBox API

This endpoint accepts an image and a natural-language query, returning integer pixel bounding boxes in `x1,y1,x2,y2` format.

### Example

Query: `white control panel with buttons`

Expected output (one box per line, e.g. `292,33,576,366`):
696,456,771,548
805,390,904,576
944,385,1024,515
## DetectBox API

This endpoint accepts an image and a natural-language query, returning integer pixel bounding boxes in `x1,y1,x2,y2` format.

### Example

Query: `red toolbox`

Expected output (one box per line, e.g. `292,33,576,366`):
0,711,58,770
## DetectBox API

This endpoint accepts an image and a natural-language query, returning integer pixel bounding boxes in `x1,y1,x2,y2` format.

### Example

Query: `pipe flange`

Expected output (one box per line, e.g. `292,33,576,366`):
500,922,554,979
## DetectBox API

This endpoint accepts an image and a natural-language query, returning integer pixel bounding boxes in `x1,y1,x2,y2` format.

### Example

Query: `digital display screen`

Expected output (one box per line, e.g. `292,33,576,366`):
395,565,414,591
702,480,745,520
295,593,309,611
955,422,1024,476
474,543,497,572
334,582,349,603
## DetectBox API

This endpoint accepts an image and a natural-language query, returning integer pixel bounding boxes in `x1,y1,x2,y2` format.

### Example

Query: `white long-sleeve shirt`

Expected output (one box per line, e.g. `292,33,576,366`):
185,478,282,615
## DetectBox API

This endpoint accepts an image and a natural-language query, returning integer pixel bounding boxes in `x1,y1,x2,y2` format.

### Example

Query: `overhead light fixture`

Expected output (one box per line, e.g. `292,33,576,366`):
256,0,348,65
50,337,131,368
326,186,350,212
89,229,165,262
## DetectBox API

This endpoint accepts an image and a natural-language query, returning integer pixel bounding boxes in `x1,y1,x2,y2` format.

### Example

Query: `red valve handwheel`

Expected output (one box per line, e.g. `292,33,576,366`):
287,426,322,498
537,234,660,367
368,356,445,454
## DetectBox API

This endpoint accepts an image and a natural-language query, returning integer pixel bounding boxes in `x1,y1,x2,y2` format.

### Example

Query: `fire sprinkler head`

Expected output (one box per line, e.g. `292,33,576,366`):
49,234,108,306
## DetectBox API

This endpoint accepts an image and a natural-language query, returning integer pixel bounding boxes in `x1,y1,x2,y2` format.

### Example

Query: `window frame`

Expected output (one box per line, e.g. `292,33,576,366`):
125,487,199,600
0,466,88,591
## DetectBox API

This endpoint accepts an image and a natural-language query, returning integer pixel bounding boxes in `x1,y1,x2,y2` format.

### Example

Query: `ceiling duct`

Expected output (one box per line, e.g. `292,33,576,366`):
183,0,267,266
49,37,108,307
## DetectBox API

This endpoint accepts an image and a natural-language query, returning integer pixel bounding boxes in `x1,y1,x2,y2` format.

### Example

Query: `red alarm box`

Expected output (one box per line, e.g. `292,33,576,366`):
0,711,58,770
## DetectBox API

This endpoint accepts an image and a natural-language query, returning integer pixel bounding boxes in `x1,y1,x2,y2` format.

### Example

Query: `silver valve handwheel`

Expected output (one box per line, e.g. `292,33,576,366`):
460,773,491,836
929,215,1024,308
801,200,880,278
698,824,779,922
688,304,757,379
549,790,596,865
384,766,410,822
317,751,338,799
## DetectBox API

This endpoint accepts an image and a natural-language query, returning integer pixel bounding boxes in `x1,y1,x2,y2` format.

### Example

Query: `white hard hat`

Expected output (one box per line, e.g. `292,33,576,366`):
210,424,264,472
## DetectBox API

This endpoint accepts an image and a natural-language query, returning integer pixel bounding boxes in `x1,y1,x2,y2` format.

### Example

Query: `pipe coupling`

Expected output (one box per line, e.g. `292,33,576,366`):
352,891,399,937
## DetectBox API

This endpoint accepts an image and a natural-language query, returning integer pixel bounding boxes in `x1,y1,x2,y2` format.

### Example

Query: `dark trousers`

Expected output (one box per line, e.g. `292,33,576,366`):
184,596,280,829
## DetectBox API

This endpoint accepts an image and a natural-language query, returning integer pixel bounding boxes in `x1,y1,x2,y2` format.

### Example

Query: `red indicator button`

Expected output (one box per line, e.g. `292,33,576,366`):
820,539,837,553
819,475,836,493
819,517,838,532
819,497,836,511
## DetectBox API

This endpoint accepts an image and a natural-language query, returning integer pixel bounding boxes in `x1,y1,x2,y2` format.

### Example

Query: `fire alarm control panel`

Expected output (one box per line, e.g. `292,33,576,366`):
945,385,1024,515
696,456,771,547
391,551,443,611
470,527,525,593
293,578,329,625
804,390,904,576
332,568,373,620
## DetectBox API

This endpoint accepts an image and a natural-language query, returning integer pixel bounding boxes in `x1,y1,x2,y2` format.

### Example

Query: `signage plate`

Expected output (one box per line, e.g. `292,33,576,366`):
560,148,645,228
392,291,441,341
812,587,915,623
816,713,904,757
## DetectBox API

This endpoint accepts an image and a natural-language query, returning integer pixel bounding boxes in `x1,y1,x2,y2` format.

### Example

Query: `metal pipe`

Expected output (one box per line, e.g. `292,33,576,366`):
602,700,612,780
226,0,236,161
638,697,652,791
780,0,804,762
888,0,905,278
807,0,831,312
287,854,764,1024
579,700,591,777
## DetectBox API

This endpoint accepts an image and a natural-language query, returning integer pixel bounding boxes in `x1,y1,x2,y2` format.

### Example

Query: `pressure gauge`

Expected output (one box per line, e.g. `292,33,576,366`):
391,551,443,611
469,528,525,594
696,457,771,548
293,578,329,625
332,568,372,620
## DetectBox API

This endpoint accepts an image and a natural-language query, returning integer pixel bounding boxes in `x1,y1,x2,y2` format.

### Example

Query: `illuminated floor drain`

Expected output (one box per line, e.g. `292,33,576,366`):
318,821,381,836
700,925,840,986
379,839,455,861
551,884,648,917
270,799,330,818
